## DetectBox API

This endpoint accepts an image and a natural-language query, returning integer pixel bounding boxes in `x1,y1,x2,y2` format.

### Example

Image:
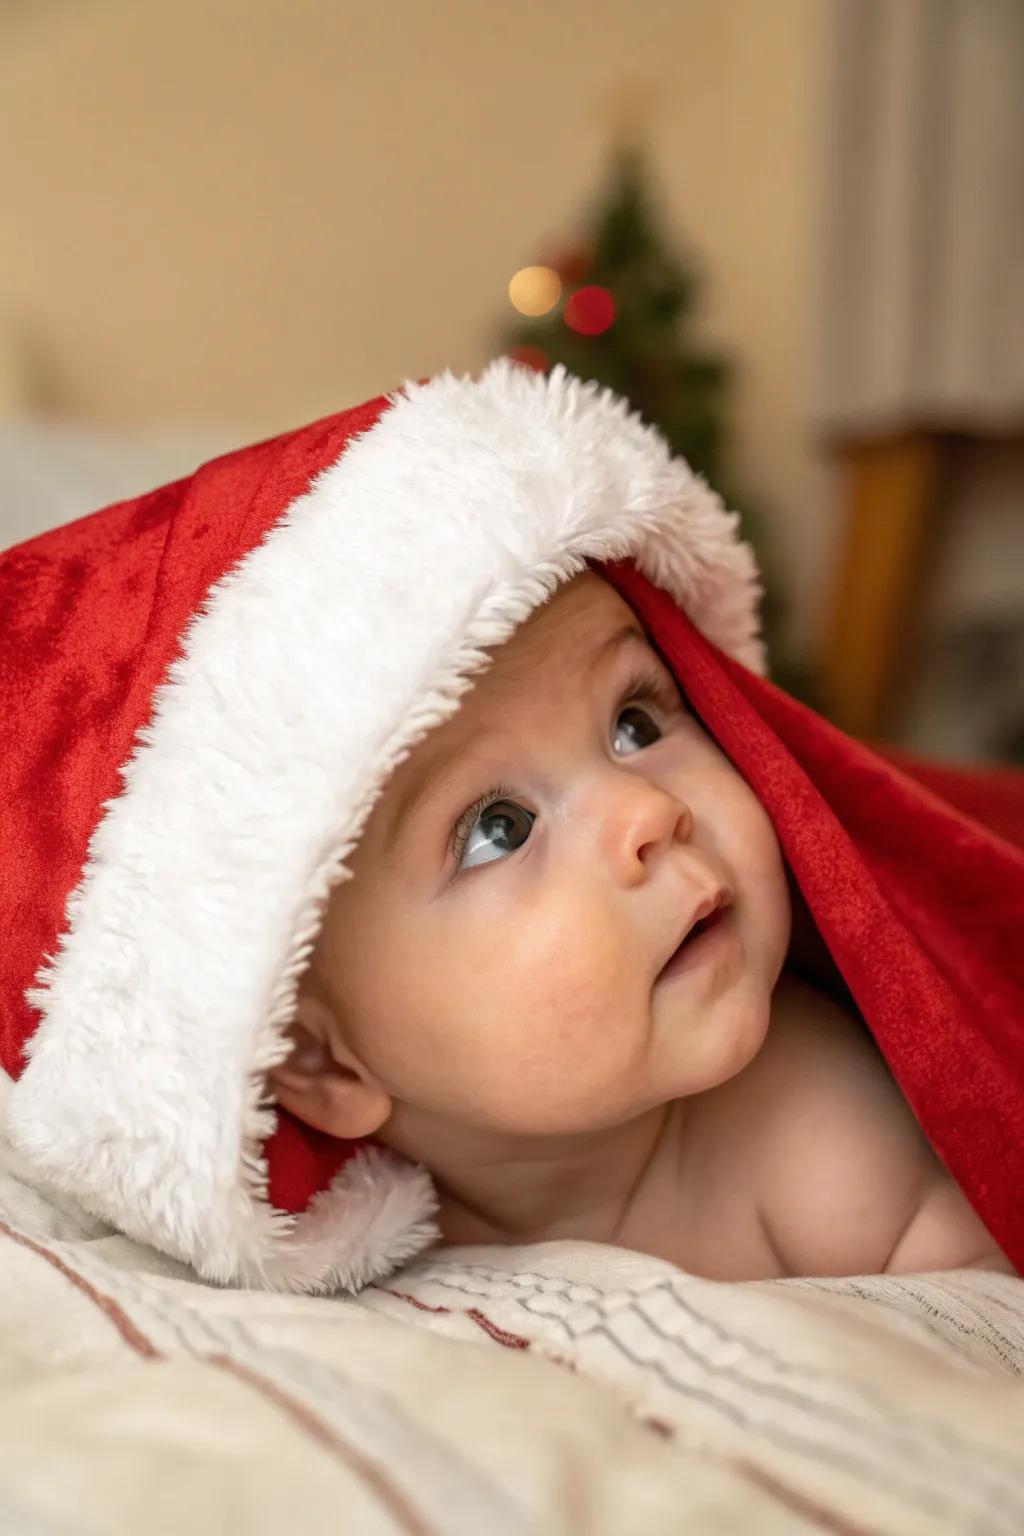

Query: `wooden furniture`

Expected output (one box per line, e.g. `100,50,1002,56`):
819,434,942,741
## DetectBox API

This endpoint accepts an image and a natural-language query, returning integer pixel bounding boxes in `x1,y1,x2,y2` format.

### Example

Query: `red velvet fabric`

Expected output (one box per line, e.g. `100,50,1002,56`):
1,392,393,1081
601,559,1024,1273
3,421,1022,1273
865,746,1024,855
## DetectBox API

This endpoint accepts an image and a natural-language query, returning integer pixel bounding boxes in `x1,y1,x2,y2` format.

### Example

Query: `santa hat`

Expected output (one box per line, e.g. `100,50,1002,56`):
2,359,1022,1294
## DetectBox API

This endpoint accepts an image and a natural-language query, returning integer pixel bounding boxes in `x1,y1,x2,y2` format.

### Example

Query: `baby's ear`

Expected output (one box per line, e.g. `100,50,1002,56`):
268,994,391,1141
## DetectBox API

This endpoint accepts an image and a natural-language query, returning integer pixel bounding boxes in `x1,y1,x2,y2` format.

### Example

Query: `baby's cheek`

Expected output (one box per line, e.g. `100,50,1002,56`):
413,944,639,1133
490,934,648,1088
725,795,791,951
507,907,627,1021
368,898,648,1128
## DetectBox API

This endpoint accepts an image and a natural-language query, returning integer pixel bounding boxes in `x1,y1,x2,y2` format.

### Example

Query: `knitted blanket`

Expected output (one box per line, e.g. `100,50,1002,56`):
2,1077,1022,1536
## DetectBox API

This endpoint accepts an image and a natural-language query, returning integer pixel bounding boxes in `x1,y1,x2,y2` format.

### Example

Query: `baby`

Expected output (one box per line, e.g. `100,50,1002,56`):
5,362,1020,1295
269,570,1016,1283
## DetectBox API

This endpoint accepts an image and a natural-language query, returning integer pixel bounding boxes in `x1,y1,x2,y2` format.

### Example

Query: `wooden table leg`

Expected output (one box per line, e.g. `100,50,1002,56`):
819,434,941,740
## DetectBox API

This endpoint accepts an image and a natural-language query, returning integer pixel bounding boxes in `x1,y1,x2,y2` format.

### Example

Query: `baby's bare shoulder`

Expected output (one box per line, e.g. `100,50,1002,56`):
748,971,935,1277
757,970,907,1102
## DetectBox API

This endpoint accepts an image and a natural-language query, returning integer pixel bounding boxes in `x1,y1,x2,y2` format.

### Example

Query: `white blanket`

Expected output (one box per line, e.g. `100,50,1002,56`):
1,1112,1022,1536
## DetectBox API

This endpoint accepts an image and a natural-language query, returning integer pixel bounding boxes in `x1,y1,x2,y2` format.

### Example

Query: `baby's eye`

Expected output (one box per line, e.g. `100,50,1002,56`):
612,703,663,757
612,667,681,756
455,796,535,872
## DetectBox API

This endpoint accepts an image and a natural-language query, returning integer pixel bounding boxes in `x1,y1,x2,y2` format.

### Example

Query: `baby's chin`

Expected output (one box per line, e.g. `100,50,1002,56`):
652,978,774,1099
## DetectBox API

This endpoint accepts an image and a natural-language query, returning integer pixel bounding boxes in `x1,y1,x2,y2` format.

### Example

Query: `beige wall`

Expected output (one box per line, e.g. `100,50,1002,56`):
0,0,833,654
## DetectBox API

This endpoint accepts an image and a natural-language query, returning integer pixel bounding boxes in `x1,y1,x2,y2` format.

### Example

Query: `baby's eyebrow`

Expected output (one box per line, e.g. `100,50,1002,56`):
385,620,650,849
588,621,648,670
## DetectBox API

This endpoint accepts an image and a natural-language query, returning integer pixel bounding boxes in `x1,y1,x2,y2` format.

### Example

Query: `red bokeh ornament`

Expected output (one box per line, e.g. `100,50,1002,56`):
564,286,616,337
506,345,550,373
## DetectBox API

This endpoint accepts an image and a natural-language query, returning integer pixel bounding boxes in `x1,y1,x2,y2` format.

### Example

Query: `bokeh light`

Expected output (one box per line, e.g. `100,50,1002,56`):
564,285,616,336
508,265,562,317
506,344,550,373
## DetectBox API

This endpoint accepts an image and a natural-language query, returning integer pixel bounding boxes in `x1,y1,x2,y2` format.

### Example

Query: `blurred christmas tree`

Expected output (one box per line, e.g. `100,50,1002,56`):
495,139,819,708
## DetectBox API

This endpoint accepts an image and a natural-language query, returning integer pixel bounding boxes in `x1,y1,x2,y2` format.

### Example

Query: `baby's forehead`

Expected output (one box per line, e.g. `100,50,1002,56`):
486,572,642,680
426,575,641,741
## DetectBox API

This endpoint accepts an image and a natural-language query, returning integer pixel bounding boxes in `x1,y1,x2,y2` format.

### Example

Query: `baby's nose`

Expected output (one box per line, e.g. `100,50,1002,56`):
600,778,693,883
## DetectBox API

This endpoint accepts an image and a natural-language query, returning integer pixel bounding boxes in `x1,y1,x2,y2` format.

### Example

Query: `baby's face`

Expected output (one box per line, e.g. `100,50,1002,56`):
309,571,791,1142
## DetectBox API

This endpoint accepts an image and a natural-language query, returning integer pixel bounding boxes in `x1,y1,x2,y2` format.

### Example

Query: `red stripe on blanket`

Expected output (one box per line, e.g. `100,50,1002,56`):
374,1285,533,1350
0,1217,161,1359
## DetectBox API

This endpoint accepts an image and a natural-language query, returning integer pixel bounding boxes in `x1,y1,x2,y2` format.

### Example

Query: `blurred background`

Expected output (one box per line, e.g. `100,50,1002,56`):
1,0,1021,765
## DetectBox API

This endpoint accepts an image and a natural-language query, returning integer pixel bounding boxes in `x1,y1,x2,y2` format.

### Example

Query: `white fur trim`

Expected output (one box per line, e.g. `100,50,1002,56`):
243,1145,441,1295
6,359,764,1292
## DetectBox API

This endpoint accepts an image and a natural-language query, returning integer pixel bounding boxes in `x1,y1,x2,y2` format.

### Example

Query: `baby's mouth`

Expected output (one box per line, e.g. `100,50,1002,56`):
655,891,732,982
